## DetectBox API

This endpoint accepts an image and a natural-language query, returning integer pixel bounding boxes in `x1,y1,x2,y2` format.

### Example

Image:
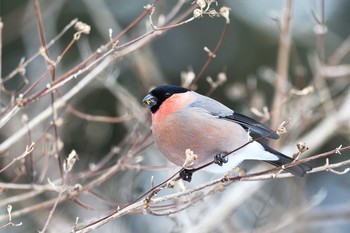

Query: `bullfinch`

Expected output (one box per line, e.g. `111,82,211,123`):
142,85,311,182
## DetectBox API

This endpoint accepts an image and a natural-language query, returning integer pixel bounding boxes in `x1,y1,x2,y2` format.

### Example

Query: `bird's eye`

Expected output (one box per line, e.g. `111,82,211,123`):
165,92,171,98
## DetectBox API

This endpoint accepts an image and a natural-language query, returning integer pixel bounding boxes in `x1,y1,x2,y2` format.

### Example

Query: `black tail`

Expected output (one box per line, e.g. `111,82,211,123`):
261,143,312,177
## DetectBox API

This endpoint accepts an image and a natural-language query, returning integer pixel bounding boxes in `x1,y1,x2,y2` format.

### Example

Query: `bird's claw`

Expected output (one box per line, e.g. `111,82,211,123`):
214,153,228,166
179,169,193,182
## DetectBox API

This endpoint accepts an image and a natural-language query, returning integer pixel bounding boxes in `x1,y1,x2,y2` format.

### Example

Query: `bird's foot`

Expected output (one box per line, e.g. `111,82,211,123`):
179,169,193,182
214,152,228,166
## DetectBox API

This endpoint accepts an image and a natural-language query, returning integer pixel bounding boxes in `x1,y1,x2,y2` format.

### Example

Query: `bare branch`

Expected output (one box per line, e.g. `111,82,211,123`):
270,0,293,142
0,142,35,173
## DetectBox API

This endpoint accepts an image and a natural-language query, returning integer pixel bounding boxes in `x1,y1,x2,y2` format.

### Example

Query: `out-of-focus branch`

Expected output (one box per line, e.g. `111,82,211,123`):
75,145,350,232
284,91,350,155
0,18,2,81
328,36,350,66
0,57,112,153
0,142,35,173
270,0,293,148
184,181,263,233
33,0,55,81
0,18,78,83
64,104,142,123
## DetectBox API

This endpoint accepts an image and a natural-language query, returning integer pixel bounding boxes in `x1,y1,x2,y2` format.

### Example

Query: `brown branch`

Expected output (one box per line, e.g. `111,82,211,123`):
191,22,229,87
75,145,350,232
0,18,2,80
0,140,348,228
328,35,350,65
270,0,293,148
64,103,143,123
0,156,124,222
33,0,55,81
0,2,197,147
0,142,35,174
39,186,64,232
1,18,78,83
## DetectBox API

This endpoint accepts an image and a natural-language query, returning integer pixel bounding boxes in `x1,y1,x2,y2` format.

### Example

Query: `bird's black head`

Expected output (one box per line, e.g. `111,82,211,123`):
142,85,189,113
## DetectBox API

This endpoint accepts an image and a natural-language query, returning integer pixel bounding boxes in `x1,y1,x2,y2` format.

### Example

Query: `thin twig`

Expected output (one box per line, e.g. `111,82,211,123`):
0,142,35,173
270,0,293,148
0,57,112,153
33,0,55,81
65,104,142,123
191,22,229,87
75,145,350,232
0,18,3,81
1,18,78,83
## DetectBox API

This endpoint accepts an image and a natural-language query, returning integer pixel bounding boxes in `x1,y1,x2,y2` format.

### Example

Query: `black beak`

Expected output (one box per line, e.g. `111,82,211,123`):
142,94,157,108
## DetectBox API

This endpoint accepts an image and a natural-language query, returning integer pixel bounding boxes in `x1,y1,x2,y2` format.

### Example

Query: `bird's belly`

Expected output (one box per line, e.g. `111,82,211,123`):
152,113,249,168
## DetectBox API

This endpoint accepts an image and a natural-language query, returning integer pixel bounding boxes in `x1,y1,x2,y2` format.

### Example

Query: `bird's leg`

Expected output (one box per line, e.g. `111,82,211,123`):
179,169,193,182
214,152,228,166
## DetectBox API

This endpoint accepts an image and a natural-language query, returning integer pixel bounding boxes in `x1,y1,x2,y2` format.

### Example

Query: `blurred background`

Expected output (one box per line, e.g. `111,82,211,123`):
1,0,350,232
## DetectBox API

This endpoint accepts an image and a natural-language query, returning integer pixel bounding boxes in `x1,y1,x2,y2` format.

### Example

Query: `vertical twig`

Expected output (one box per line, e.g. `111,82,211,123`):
315,0,325,63
39,149,76,233
270,0,293,148
0,17,2,80
39,190,64,233
0,18,3,106
312,0,335,114
33,0,55,81
33,0,63,178
23,116,35,182
191,23,228,87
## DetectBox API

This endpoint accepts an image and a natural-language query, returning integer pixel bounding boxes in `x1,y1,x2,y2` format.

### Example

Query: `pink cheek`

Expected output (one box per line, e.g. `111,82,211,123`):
151,114,164,133
151,93,192,126
152,103,175,123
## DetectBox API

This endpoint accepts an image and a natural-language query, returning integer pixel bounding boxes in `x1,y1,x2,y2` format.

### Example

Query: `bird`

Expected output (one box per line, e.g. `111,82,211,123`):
142,85,311,182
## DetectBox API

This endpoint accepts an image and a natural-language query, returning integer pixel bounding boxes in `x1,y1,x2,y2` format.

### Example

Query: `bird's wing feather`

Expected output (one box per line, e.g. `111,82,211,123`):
189,92,279,140
219,113,279,140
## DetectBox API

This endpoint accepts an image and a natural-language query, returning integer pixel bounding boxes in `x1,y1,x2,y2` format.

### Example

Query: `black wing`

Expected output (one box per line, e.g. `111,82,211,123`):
220,112,279,140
